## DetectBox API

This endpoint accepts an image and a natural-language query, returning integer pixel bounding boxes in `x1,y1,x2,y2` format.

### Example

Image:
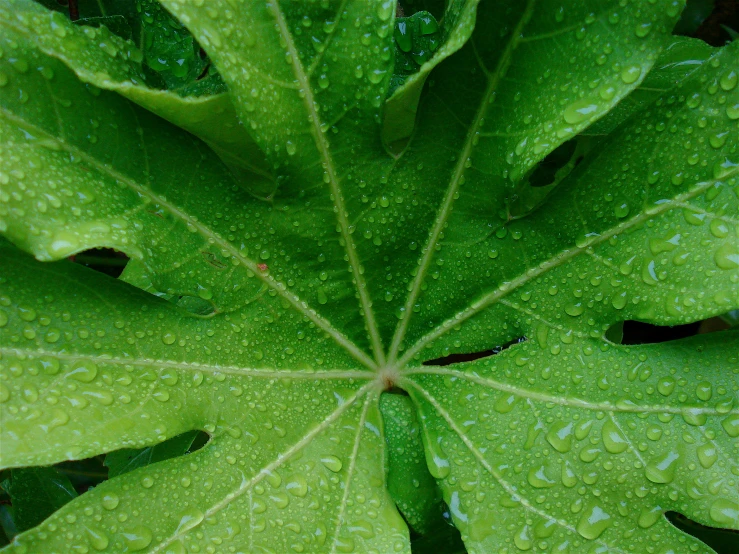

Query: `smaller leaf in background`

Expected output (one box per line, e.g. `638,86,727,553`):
673,0,715,36
390,11,441,96
410,518,466,554
104,430,202,479
0,508,14,547
0,468,77,534
381,393,445,535
75,15,133,40
721,24,738,41
383,0,479,146
720,310,739,328
136,0,210,91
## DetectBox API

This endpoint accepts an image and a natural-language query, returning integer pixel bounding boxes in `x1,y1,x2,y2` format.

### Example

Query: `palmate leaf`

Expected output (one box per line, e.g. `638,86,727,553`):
0,1,738,554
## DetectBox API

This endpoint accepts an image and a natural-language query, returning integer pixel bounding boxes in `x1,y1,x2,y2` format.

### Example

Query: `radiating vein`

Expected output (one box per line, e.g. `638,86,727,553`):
403,379,629,554
267,1,386,367
397,173,737,366
329,391,374,554
149,381,375,553
0,348,374,380
405,366,739,415
0,107,377,370
387,0,536,364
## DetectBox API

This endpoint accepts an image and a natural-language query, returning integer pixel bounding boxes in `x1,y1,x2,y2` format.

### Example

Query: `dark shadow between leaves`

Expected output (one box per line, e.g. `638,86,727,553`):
104,430,210,479
69,248,129,279
527,139,580,188
607,317,731,346
422,337,527,367
667,511,739,554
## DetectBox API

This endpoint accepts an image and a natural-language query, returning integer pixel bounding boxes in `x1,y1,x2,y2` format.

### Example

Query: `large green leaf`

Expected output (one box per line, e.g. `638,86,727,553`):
1,0,738,553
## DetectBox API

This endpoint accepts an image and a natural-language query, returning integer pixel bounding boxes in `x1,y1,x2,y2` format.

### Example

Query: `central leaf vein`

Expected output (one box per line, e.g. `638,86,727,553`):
388,0,537,364
267,1,386,367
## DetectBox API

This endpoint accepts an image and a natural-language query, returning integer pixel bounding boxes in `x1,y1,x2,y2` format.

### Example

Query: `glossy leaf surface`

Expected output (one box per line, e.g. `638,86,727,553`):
1,0,738,553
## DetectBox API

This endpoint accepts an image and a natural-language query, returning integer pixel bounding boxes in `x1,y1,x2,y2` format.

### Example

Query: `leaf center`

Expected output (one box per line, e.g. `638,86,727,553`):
377,365,402,391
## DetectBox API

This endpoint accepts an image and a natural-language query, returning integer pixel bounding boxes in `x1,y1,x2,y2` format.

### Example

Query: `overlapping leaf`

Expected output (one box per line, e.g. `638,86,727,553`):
0,0,274,196
1,0,738,553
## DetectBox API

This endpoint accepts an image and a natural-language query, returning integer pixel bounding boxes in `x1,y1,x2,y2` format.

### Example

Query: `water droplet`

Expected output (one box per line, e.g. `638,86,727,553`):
710,131,729,149
637,506,663,529
85,526,109,551
527,465,556,488
376,0,393,21
68,360,98,383
697,443,718,469
656,376,675,396
546,421,573,453
645,450,680,484
426,432,450,478
722,415,739,437
513,524,533,550
101,493,119,510
394,21,412,53
176,507,204,533
577,503,612,540
563,99,599,125
122,526,152,551
321,455,343,472
720,70,738,91
601,420,628,454
710,498,739,526
634,22,653,37
620,65,642,84
695,381,713,401
714,243,739,270
286,475,308,497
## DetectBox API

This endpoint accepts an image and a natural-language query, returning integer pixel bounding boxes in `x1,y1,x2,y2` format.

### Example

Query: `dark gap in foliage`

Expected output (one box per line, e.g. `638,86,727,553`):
67,0,78,20
422,337,526,367
610,317,731,345
385,387,410,397
55,456,108,494
188,430,211,453
675,0,739,45
0,466,77,539
69,248,129,279
618,320,701,345
104,430,210,479
396,1,444,20
0,429,210,546
528,139,579,188
409,505,466,554
667,511,739,553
